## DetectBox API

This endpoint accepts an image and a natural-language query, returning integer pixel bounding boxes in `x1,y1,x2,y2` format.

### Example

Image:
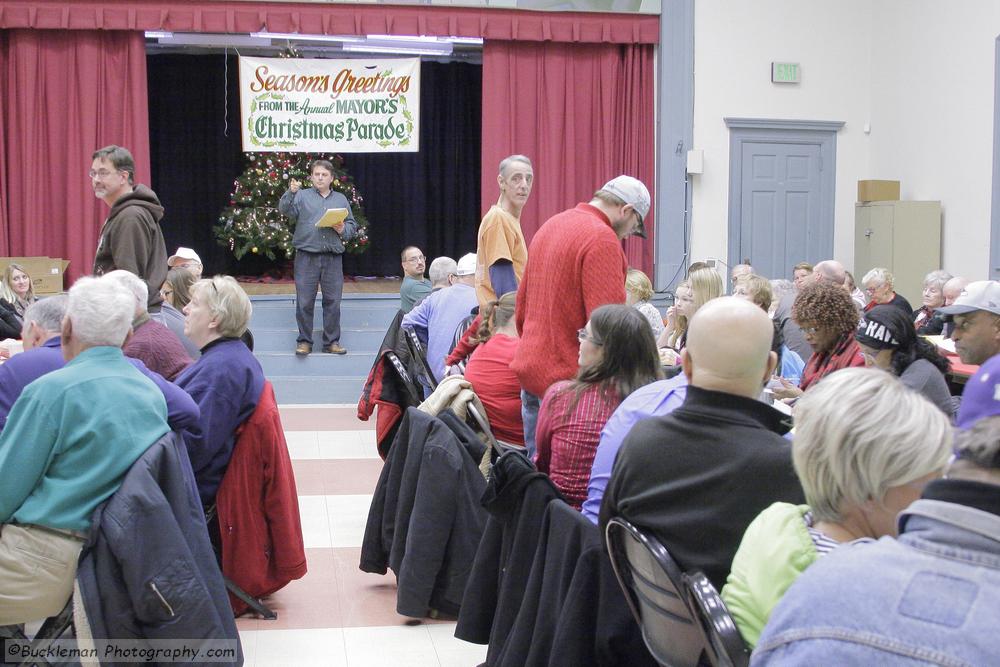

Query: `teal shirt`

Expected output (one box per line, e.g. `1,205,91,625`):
0,346,169,531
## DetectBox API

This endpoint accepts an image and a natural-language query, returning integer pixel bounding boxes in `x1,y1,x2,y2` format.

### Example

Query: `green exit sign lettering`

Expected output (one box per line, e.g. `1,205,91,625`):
771,62,800,84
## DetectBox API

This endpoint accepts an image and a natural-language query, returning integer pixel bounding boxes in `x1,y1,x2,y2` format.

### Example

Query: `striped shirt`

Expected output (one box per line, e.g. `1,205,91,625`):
804,510,875,555
534,381,621,509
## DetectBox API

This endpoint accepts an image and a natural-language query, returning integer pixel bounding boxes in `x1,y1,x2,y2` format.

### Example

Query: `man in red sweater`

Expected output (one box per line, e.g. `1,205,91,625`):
511,175,651,457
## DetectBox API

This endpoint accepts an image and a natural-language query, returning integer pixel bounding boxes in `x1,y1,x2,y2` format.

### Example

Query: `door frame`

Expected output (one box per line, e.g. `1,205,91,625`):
724,118,844,277
990,35,1000,279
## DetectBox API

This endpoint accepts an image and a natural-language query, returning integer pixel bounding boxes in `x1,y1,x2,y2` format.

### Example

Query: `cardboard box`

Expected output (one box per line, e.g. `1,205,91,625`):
858,180,900,202
0,256,67,295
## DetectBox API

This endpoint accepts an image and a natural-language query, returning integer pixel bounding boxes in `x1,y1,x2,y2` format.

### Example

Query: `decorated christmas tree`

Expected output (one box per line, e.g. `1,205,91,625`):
215,152,370,261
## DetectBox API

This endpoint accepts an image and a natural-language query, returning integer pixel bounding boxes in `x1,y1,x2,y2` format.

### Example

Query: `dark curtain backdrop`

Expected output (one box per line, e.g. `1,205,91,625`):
0,29,150,281
147,55,481,278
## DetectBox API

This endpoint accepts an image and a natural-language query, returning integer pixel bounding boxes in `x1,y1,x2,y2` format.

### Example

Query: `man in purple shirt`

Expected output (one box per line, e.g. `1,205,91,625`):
0,291,199,433
581,372,688,522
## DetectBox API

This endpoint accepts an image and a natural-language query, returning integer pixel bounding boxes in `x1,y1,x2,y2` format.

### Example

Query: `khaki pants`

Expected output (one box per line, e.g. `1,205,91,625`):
0,524,83,625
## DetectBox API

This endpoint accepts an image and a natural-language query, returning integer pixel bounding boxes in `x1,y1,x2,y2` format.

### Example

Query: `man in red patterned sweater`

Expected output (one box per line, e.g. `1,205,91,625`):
511,175,651,457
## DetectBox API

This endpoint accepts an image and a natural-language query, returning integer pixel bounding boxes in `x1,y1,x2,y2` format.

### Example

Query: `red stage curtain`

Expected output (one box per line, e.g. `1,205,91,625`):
481,41,656,274
0,1,659,45
0,29,150,281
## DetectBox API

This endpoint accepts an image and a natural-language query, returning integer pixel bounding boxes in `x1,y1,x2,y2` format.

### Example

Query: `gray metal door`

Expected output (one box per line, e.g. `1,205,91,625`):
738,141,824,280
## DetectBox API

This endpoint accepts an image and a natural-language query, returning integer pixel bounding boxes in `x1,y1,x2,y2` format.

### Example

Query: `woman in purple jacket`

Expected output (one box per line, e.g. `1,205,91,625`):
175,275,264,506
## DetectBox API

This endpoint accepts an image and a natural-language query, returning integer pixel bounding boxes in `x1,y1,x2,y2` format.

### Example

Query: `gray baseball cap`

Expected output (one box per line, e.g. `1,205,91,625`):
937,280,1000,317
601,175,650,238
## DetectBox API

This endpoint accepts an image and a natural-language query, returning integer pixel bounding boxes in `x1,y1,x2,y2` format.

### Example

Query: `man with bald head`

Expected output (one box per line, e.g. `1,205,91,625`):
812,259,847,286
942,276,970,338
600,297,804,590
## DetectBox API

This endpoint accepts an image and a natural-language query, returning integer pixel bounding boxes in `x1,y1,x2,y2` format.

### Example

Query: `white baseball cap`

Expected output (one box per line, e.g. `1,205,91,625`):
167,247,202,267
600,175,651,238
456,253,477,276
937,280,1000,317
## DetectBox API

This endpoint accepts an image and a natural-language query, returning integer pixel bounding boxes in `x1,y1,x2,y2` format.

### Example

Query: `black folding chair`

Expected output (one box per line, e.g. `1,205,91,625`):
605,517,713,667
0,597,75,667
403,328,438,391
204,504,277,620
684,572,750,667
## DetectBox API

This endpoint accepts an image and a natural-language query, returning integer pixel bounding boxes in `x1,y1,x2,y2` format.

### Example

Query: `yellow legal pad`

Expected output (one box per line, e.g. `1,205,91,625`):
315,208,349,228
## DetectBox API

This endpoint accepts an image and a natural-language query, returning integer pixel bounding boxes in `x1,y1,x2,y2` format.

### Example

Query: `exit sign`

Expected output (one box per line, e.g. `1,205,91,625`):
771,62,800,83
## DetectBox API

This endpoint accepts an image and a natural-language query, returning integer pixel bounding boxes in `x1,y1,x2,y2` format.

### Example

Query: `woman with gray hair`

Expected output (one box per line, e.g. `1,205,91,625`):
862,267,913,315
913,269,953,335
175,276,265,507
721,367,952,648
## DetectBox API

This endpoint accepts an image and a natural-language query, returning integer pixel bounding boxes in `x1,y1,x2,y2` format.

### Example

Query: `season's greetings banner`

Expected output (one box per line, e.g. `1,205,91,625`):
239,56,420,153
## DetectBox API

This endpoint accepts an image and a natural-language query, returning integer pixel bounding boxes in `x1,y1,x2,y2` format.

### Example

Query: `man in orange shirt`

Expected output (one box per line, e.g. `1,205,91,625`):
475,155,534,310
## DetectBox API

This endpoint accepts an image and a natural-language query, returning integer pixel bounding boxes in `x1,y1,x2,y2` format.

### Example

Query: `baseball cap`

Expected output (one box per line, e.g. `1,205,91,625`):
601,175,651,239
167,247,202,267
937,280,1000,317
855,305,912,351
956,354,1000,429
456,253,477,276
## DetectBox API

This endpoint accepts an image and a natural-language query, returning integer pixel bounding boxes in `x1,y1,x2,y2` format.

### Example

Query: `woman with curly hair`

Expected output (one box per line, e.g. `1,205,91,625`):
855,305,954,416
535,304,662,509
773,281,865,400
462,291,524,446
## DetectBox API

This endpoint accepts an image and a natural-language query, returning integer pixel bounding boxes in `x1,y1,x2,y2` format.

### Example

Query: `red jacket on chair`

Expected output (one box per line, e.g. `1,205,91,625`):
216,381,307,615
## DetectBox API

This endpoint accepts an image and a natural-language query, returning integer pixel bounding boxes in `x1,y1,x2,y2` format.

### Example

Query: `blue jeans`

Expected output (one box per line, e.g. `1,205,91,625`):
520,389,541,460
294,250,344,347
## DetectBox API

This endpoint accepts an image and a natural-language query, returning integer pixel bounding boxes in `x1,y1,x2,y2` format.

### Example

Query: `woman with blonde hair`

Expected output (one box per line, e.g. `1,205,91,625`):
656,267,723,362
723,367,952,647
175,276,265,505
625,268,663,337
0,263,37,318
463,292,524,447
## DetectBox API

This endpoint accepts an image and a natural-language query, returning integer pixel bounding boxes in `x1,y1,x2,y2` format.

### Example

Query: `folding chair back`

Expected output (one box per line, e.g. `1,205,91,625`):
404,328,438,390
605,517,707,667
684,571,749,667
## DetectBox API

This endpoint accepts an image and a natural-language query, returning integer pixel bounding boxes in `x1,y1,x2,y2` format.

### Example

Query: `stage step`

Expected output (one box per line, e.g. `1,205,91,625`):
249,293,398,405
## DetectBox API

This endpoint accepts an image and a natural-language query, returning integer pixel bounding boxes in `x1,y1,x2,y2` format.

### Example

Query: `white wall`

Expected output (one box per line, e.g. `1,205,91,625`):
690,0,1000,281
690,0,873,278
868,0,1000,279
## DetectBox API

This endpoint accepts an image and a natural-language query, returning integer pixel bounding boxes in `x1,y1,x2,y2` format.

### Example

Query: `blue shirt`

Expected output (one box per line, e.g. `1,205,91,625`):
581,373,689,523
0,346,169,531
0,336,199,434
0,337,64,430
278,186,357,253
401,283,479,384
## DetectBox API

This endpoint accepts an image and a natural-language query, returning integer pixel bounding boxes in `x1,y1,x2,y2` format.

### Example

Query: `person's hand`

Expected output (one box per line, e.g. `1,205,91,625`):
665,305,679,328
0,347,9,360
658,347,680,366
289,178,301,193
332,220,346,234
771,376,803,401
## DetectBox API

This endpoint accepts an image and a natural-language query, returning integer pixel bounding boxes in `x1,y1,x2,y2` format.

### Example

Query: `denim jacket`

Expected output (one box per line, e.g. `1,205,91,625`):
752,479,1000,666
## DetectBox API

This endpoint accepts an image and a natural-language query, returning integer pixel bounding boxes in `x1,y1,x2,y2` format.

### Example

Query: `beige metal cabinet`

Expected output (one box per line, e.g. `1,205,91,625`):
854,201,942,307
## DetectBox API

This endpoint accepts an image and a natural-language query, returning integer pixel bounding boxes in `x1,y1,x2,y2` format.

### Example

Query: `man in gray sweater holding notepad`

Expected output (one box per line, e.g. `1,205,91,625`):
279,159,358,355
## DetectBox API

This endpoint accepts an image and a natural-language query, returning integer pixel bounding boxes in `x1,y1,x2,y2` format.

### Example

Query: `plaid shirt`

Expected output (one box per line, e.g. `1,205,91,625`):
534,381,621,509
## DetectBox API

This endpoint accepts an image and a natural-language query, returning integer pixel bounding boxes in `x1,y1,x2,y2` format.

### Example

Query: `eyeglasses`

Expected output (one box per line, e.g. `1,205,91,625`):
577,328,603,345
404,255,426,263
88,168,124,179
802,326,820,336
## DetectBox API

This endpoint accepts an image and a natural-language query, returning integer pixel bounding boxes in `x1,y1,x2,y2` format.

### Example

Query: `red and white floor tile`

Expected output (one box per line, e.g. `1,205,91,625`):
236,405,487,667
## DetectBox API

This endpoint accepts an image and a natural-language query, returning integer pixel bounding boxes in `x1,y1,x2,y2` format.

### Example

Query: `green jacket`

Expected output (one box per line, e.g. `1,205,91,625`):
721,502,818,648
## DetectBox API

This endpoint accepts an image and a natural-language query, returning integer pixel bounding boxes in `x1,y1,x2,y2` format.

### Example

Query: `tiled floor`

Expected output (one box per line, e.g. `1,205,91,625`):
236,406,487,667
